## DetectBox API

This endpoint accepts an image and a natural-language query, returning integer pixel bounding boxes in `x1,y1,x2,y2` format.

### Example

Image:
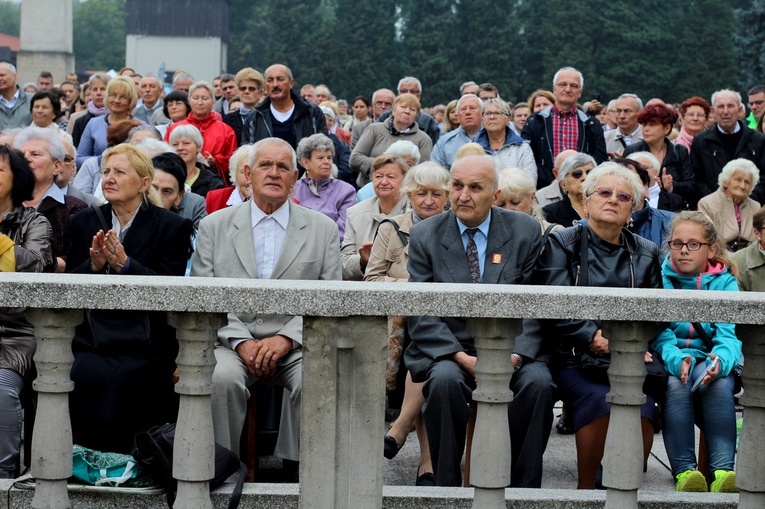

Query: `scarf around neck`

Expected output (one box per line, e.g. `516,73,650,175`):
87,101,109,116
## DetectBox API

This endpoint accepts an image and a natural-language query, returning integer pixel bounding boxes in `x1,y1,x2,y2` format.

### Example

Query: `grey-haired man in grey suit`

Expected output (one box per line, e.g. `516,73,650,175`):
405,155,555,487
192,137,341,472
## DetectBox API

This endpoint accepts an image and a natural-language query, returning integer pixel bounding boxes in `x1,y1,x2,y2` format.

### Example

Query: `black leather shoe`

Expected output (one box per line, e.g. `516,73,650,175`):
384,435,403,459
416,471,436,486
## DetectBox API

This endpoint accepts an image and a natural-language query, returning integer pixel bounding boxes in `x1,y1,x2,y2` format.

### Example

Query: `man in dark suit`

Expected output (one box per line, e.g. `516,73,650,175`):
404,155,555,487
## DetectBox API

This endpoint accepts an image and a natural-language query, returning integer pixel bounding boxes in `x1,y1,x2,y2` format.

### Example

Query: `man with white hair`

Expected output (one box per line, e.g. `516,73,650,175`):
690,89,765,204
14,127,88,272
133,75,164,125
377,77,440,145
192,138,341,481
0,63,32,130
604,93,644,156
60,137,99,206
521,66,607,189
431,94,483,168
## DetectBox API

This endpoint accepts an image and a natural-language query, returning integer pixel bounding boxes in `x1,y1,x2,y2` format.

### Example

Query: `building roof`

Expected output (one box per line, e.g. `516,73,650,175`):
0,33,20,52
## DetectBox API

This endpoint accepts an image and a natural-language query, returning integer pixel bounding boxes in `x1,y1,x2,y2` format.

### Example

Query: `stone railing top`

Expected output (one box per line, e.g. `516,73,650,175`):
1,273,763,324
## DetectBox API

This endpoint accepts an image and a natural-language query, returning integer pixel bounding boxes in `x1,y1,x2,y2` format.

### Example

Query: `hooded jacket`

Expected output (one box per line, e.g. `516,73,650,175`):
474,126,537,184
652,257,742,378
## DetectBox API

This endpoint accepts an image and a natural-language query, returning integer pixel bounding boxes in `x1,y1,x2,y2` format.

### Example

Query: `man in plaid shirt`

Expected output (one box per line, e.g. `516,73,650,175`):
521,67,607,189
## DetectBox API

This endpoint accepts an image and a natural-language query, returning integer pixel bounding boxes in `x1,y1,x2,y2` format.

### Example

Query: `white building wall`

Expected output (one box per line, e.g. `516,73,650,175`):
126,35,227,84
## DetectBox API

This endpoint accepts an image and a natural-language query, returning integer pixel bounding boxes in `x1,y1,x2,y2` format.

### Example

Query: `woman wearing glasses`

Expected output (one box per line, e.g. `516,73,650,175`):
673,97,711,151
223,67,264,146
698,159,761,253
474,98,536,183
542,153,596,227
623,103,694,208
534,163,662,489
76,76,141,168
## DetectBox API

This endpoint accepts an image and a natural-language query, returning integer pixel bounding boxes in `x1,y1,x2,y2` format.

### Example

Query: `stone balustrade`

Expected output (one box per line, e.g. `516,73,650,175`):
0,272,762,509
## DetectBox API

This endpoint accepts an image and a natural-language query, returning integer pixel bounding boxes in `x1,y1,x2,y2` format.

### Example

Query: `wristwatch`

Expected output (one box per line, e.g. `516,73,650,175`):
511,353,523,371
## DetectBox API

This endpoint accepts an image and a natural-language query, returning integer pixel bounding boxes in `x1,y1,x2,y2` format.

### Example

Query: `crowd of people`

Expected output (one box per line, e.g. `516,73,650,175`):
0,60,763,494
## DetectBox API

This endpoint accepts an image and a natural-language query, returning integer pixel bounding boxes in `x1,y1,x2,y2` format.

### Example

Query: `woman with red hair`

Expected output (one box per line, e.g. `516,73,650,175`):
623,103,694,207
674,97,711,151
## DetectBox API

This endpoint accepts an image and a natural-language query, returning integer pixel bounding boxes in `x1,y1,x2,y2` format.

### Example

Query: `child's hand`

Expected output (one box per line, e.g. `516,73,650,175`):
680,355,692,384
700,353,720,386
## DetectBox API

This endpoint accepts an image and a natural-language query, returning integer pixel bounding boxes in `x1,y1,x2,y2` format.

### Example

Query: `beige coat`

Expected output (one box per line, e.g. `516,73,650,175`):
341,196,408,280
364,211,414,282
698,188,760,251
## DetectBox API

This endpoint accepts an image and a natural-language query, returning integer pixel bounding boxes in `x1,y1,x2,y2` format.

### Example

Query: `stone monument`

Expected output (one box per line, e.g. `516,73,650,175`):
16,0,74,85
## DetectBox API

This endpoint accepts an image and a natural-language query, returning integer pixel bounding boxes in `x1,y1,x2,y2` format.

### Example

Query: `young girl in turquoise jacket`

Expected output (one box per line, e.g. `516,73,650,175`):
652,211,741,493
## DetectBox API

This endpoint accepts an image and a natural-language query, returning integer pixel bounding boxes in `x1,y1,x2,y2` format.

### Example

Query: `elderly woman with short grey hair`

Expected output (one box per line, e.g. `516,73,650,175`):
474,98,537,183
535,162,661,489
365,161,450,486
293,133,356,242
169,124,225,198
698,158,761,252
542,153,597,227
164,81,237,184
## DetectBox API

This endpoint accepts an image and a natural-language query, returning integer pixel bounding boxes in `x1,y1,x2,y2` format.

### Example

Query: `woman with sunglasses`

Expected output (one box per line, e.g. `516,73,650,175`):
542,153,596,227
533,163,662,489
223,67,264,146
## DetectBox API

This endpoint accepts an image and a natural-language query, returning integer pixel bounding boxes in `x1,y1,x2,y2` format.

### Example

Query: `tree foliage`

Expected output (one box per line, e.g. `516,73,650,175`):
0,0,20,38
8,0,743,106
72,0,126,71
734,0,765,92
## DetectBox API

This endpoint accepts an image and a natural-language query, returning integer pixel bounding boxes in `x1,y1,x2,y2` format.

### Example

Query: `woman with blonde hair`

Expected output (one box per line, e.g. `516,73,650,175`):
351,93,432,186
76,75,140,167
366,161,451,486
67,143,194,453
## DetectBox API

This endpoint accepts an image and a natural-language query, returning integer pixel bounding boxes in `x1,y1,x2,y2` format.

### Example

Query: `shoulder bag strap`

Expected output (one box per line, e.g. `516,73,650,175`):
377,218,408,247
577,225,589,286
92,205,110,232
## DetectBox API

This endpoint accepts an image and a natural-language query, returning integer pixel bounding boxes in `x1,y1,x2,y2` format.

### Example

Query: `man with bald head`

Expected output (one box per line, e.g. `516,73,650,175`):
690,89,765,203
243,64,328,148
405,155,554,487
535,149,577,207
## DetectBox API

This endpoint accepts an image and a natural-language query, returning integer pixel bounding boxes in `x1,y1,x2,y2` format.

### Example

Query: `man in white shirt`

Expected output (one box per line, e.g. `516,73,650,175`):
0,63,32,130
191,138,341,479
604,93,643,156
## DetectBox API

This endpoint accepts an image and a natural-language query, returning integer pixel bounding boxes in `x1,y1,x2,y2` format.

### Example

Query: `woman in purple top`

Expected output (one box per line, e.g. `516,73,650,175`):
294,134,356,242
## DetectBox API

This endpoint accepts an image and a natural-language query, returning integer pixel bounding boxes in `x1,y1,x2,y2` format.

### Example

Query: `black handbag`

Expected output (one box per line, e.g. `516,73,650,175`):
574,227,668,400
132,423,247,509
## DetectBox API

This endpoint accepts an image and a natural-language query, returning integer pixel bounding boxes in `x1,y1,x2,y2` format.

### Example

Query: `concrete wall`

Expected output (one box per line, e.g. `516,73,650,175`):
17,0,74,84
125,35,226,84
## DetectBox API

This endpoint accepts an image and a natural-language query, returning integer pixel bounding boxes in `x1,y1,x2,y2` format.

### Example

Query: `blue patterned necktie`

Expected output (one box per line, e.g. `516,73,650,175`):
465,228,480,284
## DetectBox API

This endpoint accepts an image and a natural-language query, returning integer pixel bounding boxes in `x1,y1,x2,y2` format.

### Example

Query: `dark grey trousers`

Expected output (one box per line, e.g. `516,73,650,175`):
421,359,555,487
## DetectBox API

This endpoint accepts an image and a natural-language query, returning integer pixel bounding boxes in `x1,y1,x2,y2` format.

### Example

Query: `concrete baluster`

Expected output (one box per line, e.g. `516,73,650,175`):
734,324,765,509
27,308,82,509
467,318,518,509
301,315,387,509
167,312,225,509
601,321,653,509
